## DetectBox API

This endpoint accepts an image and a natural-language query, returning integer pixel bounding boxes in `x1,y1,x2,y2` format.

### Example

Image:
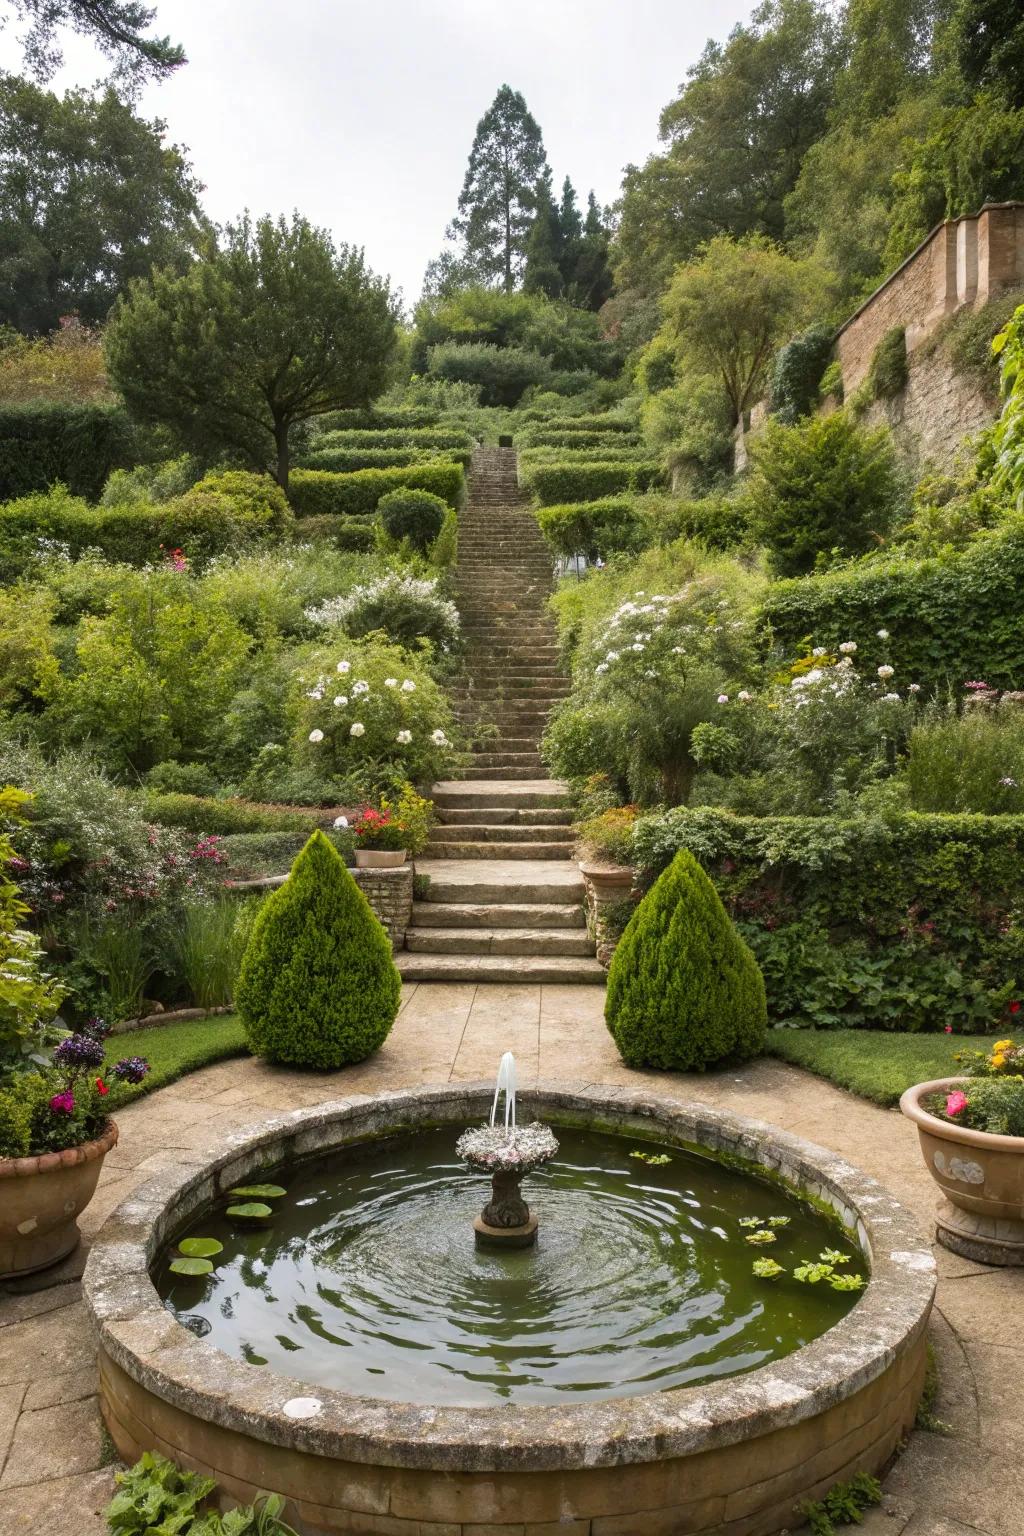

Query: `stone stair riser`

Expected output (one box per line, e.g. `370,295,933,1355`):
396,953,604,984
405,929,594,957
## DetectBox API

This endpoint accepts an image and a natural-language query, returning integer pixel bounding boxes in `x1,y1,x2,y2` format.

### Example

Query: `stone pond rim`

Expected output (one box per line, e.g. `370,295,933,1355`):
83,1083,936,1534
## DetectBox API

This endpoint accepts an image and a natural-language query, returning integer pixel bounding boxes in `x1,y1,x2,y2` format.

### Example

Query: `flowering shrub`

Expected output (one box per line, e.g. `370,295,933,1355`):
0,1016,149,1158
0,786,64,1073
305,571,460,653
295,636,456,790
350,806,407,852
574,805,639,865
954,1035,1024,1076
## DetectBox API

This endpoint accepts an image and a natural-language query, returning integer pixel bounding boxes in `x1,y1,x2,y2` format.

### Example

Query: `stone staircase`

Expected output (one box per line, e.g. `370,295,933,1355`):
397,445,603,984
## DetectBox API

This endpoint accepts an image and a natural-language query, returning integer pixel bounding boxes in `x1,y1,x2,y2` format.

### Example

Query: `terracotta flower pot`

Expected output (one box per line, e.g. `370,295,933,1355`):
0,1120,118,1279
900,1077,1024,1265
354,848,407,869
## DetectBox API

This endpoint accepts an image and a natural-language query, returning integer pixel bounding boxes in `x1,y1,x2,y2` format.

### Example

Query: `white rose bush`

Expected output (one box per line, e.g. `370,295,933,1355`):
296,636,457,786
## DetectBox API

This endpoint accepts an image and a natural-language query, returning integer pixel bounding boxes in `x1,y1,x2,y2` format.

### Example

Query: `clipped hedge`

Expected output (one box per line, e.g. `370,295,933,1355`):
517,411,637,432
143,793,324,836
523,460,663,506
0,403,133,501
761,516,1024,690
519,428,642,450
300,446,472,473
288,461,464,517
535,497,642,560
313,429,474,450
317,408,452,431
220,829,354,878
633,806,1024,1033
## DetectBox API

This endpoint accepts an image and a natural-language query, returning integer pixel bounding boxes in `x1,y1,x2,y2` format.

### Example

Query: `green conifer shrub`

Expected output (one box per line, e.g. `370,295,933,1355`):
605,848,767,1070
235,830,400,1068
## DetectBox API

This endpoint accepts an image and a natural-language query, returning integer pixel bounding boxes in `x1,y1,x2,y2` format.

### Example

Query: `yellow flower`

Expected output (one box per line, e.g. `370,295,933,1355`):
994,1039,1014,1052
992,1053,1007,1069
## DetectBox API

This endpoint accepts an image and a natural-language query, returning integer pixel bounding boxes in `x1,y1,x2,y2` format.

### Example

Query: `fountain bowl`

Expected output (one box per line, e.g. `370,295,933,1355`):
84,1082,935,1536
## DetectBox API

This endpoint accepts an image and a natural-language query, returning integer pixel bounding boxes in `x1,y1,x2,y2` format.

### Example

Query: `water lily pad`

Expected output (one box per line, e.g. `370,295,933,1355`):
228,1184,286,1199
178,1237,223,1259
169,1257,214,1277
226,1202,273,1220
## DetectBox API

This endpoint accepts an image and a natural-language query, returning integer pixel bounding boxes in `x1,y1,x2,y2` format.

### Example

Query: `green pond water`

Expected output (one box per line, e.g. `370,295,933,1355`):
156,1124,864,1406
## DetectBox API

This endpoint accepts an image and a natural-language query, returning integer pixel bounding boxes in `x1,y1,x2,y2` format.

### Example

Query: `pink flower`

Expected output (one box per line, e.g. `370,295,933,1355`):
945,1091,968,1117
49,1091,75,1115
944,1024,953,1034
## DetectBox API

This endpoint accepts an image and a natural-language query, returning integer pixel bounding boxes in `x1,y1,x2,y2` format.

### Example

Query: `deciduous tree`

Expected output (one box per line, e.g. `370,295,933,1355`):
6,0,184,91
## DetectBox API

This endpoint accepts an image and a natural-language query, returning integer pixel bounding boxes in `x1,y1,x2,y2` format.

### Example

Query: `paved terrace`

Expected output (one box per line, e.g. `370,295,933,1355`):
0,982,1018,1535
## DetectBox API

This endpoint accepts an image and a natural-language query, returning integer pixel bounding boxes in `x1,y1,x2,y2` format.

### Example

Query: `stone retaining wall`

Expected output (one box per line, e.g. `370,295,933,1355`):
226,865,413,951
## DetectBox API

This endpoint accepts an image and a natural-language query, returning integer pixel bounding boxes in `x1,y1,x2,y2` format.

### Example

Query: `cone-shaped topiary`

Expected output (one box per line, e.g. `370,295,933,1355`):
605,848,767,1071
236,830,401,1068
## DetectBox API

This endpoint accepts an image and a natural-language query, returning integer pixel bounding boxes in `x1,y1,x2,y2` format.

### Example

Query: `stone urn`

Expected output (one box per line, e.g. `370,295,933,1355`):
577,860,634,894
0,1121,118,1278
900,1077,1024,1265
354,849,407,869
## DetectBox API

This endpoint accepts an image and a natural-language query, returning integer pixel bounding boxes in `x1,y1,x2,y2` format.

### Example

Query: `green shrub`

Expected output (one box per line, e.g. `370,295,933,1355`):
632,806,1024,1032
0,403,133,500
306,571,460,652
236,830,400,1067
605,848,767,1070
142,793,322,836
175,470,294,538
769,324,834,424
171,898,245,1009
535,498,642,560
905,706,1024,813
144,761,220,798
288,461,464,516
291,514,377,551
219,830,353,878
378,488,448,554
312,428,473,450
431,506,458,568
524,460,663,505
748,412,905,576
819,360,844,401
518,412,636,433
519,427,641,450
637,492,752,552
427,342,551,406
760,515,1024,691
867,327,909,400
101,454,201,506
301,446,471,473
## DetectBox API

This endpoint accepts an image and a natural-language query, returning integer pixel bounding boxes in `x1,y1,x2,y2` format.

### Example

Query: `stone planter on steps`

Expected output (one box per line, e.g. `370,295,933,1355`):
0,1120,118,1278
579,862,638,969
354,849,407,869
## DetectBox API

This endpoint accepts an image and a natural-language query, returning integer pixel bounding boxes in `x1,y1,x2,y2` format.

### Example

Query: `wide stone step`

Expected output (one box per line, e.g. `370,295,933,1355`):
437,805,572,826
430,780,569,809
396,952,605,984
413,856,583,903
426,838,572,858
428,822,568,844
411,899,584,928
467,753,546,770
405,927,594,957
462,766,556,781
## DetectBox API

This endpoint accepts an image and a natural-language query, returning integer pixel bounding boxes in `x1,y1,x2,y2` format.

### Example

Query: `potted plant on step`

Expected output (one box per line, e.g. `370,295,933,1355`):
351,804,410,868
0,785,150,1278
900,1036,1024,1266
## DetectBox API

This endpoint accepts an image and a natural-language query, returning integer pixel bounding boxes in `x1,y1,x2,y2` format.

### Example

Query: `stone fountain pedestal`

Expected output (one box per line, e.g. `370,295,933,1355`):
457,1123,558,1249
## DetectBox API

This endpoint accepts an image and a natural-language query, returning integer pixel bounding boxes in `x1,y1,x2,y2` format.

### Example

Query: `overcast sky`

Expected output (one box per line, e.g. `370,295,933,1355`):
0,0,755,308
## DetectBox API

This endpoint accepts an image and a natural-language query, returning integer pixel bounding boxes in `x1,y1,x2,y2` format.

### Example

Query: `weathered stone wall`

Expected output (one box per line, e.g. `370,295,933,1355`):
838,202,1024,394
352,865,413,950
856,342,999,474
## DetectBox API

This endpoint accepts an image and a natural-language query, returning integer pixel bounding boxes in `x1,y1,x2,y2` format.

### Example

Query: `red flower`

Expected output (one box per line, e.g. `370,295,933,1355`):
95,1077,109,1096
1011,1001,1021,1015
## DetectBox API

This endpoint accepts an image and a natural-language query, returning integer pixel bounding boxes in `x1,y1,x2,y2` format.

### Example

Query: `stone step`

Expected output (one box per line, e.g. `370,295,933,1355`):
411,899,584,928
430,780,569,810
436,806,572,825
405,927,594,957
413,856,582,903
426,838,571,858
460,766,555,781
427,821,568,844
396,952,605,984
467,751,546,768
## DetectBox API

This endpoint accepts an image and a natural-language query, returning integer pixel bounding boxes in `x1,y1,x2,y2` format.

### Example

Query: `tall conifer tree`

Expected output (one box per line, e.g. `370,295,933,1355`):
448,84,551,291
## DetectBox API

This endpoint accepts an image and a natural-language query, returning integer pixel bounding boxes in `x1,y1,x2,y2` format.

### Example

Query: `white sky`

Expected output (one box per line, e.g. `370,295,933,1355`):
0,0,755,309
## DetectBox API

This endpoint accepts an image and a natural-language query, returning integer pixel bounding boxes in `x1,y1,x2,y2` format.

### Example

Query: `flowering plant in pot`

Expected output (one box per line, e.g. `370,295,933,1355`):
900,1030,1024,1267
0,1016,150,1278
350,806,409,868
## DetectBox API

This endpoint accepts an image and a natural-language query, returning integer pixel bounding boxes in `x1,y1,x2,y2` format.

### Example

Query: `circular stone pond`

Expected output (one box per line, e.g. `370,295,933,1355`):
84,1084,936,1536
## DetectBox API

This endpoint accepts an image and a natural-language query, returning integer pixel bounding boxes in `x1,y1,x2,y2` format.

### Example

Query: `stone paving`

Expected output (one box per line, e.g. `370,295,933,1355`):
1,982,1020,1535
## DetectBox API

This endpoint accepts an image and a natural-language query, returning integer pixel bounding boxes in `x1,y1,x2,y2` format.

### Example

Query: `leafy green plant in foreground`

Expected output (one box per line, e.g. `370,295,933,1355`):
106,1450,298,1534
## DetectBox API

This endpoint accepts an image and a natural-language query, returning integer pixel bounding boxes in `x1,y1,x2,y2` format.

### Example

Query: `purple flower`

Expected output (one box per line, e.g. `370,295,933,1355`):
111,1056,149,1085
53,1034,105,1070
49,1090,75,1115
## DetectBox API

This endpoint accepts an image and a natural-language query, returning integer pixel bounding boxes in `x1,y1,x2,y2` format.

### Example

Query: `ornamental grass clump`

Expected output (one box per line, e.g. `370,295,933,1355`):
235,830,400,1069
605,848,767,1071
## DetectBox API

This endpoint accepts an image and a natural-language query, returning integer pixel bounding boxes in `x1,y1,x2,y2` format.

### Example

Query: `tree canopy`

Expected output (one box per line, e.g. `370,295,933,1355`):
105,213,398,488
5,0,184,91
446,84,551,291
0,73,205,334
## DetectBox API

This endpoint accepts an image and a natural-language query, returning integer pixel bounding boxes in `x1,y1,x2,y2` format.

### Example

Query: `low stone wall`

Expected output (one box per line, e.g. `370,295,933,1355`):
226,865,413,951
855,340,998,474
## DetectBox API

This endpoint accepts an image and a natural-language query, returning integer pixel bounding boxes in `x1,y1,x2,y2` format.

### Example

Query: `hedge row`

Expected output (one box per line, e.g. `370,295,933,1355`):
535,497,642,560
313,429,474,451
143,793,326,836
288,461,464,517
0,404,134,501
0,492,287,575
317,408,453,432
516,411,637,432
220,829,354,878
523,460,663,506
518,428,642,450
633,806,1024,1032
761,516,1024,689
299,446,471,473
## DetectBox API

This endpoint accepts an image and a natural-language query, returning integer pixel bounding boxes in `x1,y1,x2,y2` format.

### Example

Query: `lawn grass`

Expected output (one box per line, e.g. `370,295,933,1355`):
104,1013,249,1107
765,1028,994,1107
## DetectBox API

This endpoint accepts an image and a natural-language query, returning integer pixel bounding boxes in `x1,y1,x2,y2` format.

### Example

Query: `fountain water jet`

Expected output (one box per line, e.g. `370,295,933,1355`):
456,1052,558,1247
